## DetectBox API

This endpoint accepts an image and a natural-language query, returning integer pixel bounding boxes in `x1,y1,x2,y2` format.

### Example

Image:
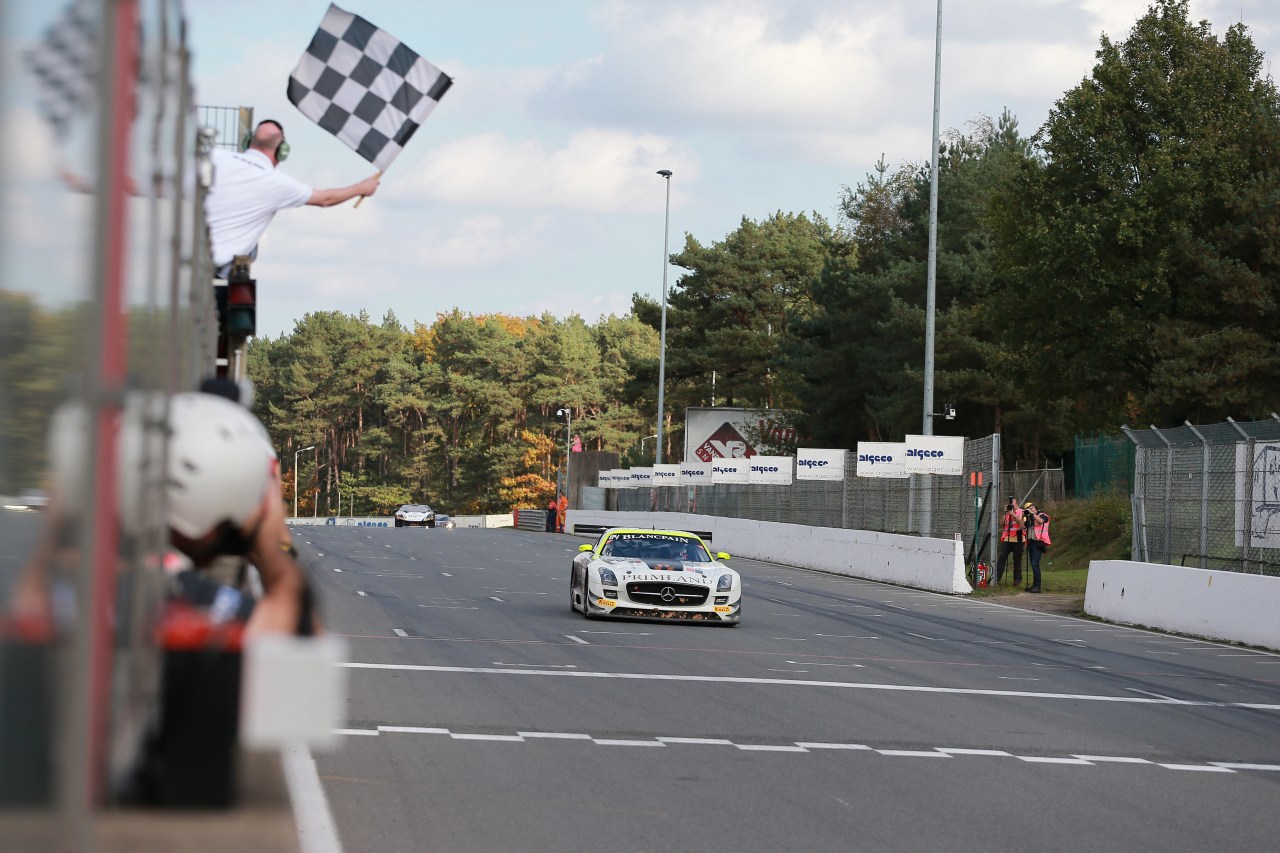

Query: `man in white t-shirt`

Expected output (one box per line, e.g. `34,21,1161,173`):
205,119,380,276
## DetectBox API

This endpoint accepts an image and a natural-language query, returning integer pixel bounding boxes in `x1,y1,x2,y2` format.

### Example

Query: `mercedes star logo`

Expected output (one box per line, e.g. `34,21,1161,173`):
659,586,676,602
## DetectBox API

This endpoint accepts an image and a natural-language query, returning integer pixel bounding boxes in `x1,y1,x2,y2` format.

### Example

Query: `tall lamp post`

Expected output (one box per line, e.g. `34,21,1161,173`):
557,407,572,509
293,444,316,518
655,169,673,465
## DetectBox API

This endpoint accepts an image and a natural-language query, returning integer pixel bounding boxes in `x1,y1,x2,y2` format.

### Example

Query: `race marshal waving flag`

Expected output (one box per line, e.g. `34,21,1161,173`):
287,4,453,174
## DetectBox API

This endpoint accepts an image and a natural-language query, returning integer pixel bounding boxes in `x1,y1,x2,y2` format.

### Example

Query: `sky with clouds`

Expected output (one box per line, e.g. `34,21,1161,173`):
5,1,1280,339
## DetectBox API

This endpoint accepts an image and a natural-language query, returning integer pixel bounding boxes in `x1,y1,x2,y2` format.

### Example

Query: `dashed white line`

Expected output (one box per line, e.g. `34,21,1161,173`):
1126,688,1178,701
737,744,808,752
417,605,478,610
904,632,939,641
1073,755,1152,764
332,567,342,573
489,596,505,603
1158,763,1235,772
441,572,453,577
518,732,592,740
564,635,589,645
380,726,449,734
787,661,865,668
595,739,664,747
658,737,735,745
393,628,408,638
1018,756,1093,765
356,591,367,597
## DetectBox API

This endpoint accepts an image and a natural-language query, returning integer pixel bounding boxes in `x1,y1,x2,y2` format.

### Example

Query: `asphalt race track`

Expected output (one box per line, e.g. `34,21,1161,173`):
296,526,1280,853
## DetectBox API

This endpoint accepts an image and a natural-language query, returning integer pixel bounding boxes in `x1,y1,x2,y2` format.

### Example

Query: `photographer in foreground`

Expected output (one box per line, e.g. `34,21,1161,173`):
995,497,1025,587
1022,501,1052,593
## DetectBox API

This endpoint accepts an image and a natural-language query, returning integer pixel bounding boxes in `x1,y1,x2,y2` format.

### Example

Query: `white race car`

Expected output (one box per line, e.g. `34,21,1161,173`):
570,528,741,625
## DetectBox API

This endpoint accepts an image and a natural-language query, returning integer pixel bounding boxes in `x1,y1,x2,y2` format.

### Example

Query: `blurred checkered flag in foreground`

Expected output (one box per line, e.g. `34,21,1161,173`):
287,3,453,173
24,0,97,141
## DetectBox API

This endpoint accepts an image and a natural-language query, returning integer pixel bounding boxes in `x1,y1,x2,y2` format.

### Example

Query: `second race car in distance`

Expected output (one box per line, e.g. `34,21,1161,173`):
570,528,741,625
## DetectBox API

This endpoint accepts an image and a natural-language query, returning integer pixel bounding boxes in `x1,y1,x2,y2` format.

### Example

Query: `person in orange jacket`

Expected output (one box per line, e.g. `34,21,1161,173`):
1022,501,1052,593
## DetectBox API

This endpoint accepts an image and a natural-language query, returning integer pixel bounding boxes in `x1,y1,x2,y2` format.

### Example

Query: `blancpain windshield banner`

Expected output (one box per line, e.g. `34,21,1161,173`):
904,435,965,476
749,456,793,485
856,442,907,479
652,464,681,487
797,448,846,481
629,467,653,487
711,459,749,484
679,461,713,485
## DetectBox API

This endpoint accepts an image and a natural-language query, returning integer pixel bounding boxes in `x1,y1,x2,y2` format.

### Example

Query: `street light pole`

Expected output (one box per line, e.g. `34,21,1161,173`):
557,407,572,509
293,444,316,518
655,169,672,465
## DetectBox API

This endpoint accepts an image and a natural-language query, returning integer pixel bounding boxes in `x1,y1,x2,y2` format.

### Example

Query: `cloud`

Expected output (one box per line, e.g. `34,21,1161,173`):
401,129,694,212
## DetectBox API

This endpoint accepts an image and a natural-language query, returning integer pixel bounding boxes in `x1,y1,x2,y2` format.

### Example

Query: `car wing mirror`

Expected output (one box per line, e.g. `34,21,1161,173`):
578,544,593,552
716,552,730,560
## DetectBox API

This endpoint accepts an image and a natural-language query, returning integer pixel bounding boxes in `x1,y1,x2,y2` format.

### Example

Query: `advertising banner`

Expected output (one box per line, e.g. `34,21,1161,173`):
652,464,681,487
684,407,793,463
797,448,846,481
628,467,653,488
749,456,793,485
679,461,713,486
611,469,634,489
904,435,965,476
856,442,907,479
1235,442,1280,549
597,471,613,488
711,459,749,484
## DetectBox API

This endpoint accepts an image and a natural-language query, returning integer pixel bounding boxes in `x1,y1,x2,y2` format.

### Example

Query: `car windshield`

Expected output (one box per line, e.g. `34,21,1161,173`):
602,534,710,562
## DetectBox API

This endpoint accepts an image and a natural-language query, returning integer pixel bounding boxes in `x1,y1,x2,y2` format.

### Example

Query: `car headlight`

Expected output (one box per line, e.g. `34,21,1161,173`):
599,567,618,586
716,573,733,592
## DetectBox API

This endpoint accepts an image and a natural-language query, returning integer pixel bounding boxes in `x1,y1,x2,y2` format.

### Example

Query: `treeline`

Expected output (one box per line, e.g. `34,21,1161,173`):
247,310,658,515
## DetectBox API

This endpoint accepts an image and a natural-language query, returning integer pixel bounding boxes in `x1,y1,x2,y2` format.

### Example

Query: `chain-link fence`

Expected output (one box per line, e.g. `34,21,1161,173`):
608,436,1070,570
1126,415,1280,575
1074,432,1135,499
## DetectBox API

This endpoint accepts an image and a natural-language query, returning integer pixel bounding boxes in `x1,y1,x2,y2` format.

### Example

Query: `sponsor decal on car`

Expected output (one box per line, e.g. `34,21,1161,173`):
596,598,616,608
714,606,732,613
629,574,706,584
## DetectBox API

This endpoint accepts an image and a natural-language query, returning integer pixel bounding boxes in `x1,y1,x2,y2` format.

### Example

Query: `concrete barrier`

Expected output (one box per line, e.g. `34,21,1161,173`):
566,510,971,595
1084,560,1280,651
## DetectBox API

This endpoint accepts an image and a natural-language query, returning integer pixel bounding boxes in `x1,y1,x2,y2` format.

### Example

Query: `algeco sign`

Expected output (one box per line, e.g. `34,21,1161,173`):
796,449,845,481
854,437,964,478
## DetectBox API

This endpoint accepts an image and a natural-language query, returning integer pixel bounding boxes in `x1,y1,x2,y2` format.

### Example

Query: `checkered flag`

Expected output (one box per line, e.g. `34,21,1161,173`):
287,4,453,173
24,0,98,141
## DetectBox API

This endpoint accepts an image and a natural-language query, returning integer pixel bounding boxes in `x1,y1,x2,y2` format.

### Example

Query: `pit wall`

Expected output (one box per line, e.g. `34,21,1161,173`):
1084,560,1280,651
566,510,971,595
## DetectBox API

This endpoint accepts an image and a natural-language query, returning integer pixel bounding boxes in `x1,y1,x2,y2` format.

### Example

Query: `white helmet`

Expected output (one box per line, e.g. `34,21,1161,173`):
164,392,274,540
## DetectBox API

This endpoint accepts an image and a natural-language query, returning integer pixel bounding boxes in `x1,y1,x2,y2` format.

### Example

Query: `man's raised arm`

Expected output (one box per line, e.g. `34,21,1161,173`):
307,173,381,208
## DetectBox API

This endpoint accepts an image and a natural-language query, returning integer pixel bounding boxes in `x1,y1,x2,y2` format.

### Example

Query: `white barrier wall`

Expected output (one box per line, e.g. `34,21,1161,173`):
286,514,513,529
1084,560,1280,651
567,510,971,595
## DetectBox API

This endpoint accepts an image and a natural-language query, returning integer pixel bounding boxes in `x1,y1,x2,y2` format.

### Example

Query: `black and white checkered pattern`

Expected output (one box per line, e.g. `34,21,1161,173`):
24,0,98,140
287,4,453,173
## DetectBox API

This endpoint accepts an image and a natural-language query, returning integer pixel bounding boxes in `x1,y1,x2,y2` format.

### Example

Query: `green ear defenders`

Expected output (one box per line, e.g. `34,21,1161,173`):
241,119,291,162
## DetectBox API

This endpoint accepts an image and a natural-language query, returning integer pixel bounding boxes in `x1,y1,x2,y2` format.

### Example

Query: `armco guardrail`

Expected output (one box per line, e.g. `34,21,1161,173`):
514,508,550,532
1084,560,1280,651
567,510,970,595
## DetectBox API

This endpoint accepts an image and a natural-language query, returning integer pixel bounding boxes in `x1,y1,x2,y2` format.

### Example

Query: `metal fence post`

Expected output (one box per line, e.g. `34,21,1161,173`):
1150,425,1173,564
1183,422,1210,569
